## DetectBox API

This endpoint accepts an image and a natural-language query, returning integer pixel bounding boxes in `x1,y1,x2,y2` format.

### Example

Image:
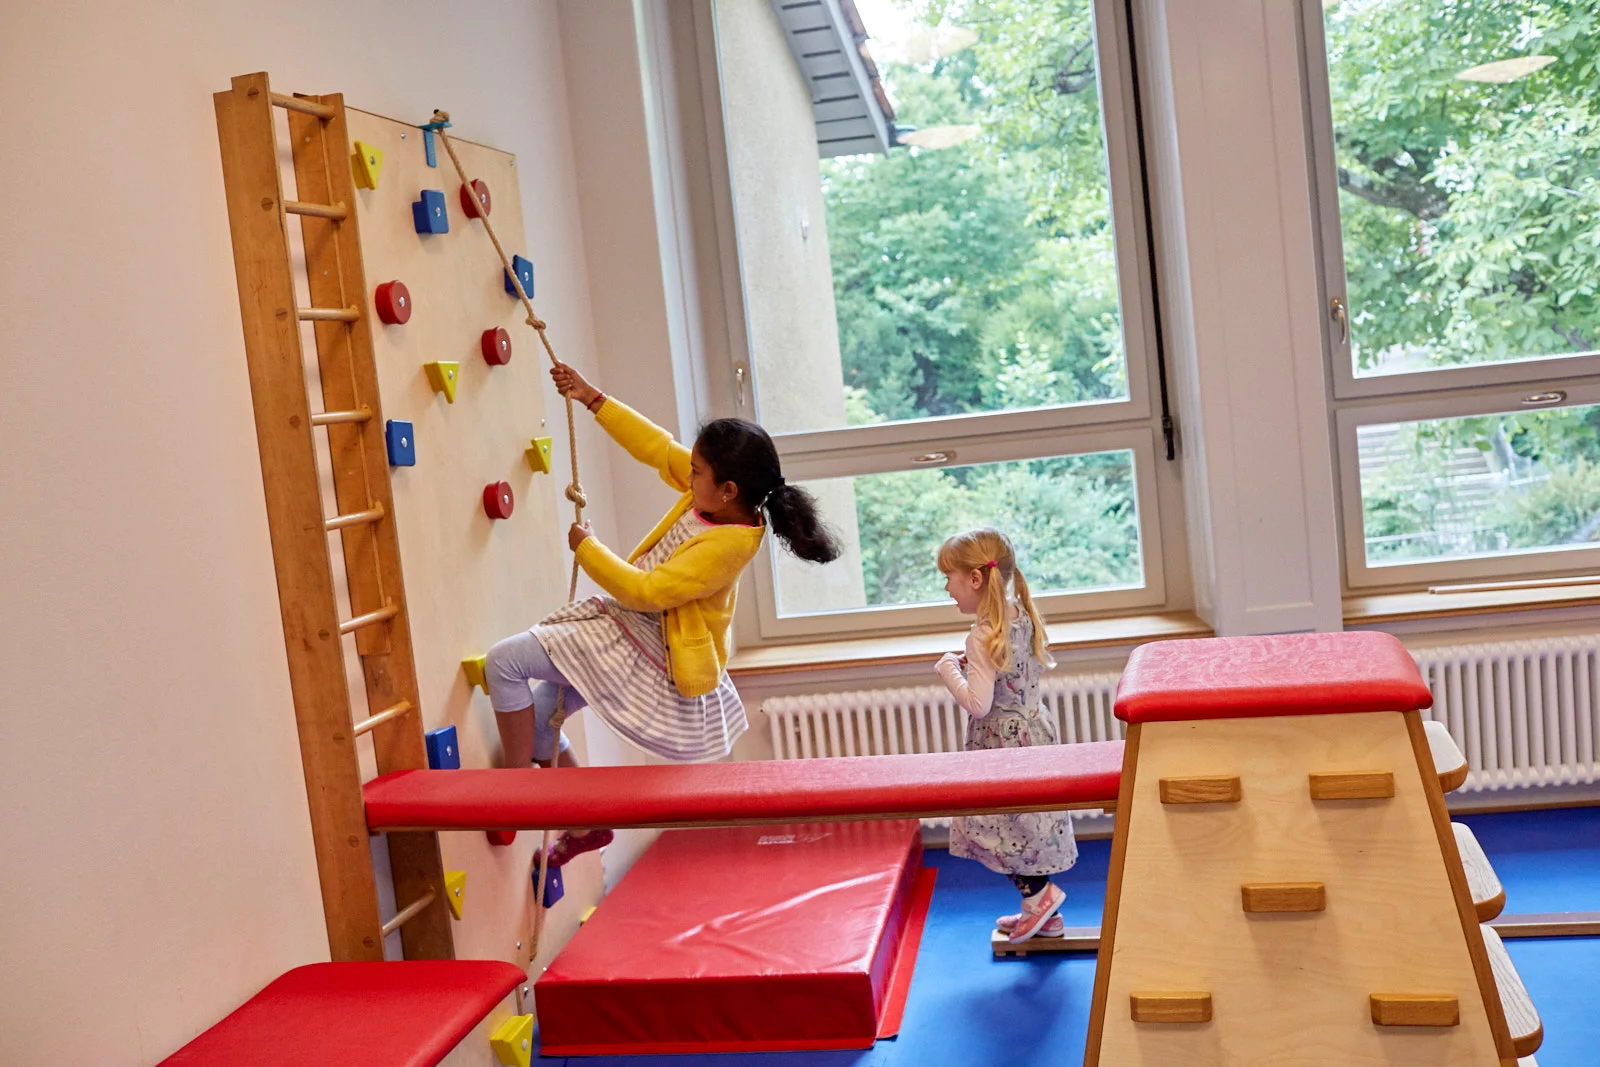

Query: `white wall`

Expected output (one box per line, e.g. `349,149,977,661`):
0,2,621,1062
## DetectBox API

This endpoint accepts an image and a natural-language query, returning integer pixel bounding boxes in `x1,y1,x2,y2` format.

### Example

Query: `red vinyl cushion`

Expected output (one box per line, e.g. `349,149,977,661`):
536,821,928,1055
158,961,524,1067
363,742,1124,831
1115,632,1433,724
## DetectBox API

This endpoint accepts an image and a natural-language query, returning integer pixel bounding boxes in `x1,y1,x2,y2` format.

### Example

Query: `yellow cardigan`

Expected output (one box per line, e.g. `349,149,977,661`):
573,398,766,697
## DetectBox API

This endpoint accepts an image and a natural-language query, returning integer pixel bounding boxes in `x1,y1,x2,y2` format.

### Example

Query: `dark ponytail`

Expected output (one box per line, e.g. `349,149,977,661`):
695,418,841,564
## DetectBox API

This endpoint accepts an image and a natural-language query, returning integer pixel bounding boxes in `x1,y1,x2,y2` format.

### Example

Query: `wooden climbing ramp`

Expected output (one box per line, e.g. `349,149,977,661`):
1085,631,1543,1067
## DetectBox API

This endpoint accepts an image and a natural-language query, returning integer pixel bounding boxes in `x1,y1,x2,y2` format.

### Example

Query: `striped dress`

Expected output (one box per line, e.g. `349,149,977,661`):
535,509,748,762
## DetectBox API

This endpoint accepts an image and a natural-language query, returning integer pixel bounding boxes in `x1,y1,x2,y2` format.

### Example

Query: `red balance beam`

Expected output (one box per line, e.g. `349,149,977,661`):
363,743,1124,832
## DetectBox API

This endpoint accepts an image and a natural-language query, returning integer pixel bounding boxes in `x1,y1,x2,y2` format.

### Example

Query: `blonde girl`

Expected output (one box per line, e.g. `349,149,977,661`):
934,528,1077,943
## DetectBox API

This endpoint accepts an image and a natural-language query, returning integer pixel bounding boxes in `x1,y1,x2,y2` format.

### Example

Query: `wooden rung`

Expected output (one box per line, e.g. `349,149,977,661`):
1482,924,1544,1057
339,604,399,635
353,702,413,736
1308,770,1394,800
1240,881,1325,913
1158,775,1241,804
310,408,371,426
297,306,360,322
1369,993,1459,1027
1454,822,1505,921
325,504,385,532
284,198,348,220
380,890,438,937
1425,719,1469,792
269,91,335,119
1130,992,1212,1024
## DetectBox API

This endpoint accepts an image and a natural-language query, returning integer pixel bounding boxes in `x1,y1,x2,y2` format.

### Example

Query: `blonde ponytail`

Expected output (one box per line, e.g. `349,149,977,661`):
1012,568,1054,669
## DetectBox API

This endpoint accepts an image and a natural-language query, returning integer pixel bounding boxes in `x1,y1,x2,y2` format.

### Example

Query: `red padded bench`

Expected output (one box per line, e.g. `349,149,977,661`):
363,742,1125,832
159,961,524,1066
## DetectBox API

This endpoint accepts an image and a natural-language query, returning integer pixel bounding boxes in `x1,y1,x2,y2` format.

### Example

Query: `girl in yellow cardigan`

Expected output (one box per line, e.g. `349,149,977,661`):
485,361,840,865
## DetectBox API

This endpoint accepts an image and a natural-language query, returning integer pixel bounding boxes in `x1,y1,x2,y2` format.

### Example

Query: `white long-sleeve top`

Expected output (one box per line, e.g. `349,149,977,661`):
935,624,1001,718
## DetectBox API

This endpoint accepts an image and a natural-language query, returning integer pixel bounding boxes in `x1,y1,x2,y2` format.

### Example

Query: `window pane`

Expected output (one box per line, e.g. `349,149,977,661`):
1322,1,1600,378
775,450,1144,616
1357,402,1600,565
718,0,1130,436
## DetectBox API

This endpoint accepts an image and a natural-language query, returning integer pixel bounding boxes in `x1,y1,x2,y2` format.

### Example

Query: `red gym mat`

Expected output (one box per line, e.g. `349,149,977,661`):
364,742,1123,832
158,961,525,1067
536,820,934,1056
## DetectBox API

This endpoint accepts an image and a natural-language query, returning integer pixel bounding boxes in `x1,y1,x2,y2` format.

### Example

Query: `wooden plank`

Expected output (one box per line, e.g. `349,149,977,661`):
1370,993,1460,1027
1480,924,1544,1057
290,97,452,962
1130,992,1212,1024
1239,882,1325,913
213,73,383,962
1308,770,1395,800
1159,775,1240,804
1406,710,1518,1063
1084,722,1140,1066
1095,712,1504,1064
1491,911,1600,938
1455,822,1506,922
991,927,1100,957
727,612,1212,677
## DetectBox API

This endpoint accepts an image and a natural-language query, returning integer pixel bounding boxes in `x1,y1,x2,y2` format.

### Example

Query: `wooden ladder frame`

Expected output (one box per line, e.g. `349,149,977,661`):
213,71,453,962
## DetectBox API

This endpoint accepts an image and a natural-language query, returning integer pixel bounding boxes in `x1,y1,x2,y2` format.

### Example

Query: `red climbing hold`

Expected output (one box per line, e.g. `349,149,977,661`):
481,326,512,366
485,830,517,847
460,179,491,219
374,280,412,325
483,481,514,520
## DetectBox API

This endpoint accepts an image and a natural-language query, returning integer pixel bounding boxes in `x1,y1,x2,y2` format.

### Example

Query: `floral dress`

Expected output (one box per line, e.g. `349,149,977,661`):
948,613,1079,877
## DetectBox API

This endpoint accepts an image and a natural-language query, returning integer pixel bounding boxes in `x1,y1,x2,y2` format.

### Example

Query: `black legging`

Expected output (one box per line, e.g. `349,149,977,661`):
1010,874,1052,897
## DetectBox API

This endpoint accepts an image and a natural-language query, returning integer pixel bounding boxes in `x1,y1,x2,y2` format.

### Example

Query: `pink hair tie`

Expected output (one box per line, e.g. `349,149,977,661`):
985,560,998,568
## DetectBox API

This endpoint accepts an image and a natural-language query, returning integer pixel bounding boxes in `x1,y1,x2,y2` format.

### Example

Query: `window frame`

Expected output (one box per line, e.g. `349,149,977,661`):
1300,0,1600,591
707,0,1177,641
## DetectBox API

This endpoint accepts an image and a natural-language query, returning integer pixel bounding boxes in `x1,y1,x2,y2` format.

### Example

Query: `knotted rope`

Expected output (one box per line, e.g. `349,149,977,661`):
430,111,582,962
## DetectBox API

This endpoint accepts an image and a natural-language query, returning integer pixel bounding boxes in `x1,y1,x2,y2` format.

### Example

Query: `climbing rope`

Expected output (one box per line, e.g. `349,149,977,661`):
430,111,579,962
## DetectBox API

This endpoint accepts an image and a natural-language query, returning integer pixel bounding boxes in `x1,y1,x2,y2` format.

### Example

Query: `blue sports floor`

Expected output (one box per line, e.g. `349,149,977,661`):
532,807,1600,1066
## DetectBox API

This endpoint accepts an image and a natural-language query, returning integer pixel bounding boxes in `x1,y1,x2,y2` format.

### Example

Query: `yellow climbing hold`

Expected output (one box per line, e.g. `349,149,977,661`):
462,654,488,694
525,436,553,475
351,140,384,189
490,1014,535,1067
424,361,460,403
444,870,466,920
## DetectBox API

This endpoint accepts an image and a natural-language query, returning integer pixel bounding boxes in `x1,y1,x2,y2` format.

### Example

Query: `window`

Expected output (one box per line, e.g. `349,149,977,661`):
709,0,1173,638
1305,0,1600,589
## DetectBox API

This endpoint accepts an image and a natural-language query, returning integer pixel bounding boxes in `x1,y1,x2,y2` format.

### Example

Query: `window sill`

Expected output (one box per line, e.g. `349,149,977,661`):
1343,582,1600,625
727,611,1212,679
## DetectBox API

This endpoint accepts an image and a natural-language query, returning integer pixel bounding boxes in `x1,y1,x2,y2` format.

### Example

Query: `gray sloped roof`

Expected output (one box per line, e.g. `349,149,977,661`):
769,0,897,157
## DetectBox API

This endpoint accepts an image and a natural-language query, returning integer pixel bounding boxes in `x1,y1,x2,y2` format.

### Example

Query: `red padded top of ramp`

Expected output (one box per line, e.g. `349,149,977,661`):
158,961,524,1067
537,821,925,1055
363,743,1124,831
1115,632,1432,724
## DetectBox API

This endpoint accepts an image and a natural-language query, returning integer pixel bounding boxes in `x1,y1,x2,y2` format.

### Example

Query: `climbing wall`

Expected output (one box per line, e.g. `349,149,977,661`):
290,107,604,980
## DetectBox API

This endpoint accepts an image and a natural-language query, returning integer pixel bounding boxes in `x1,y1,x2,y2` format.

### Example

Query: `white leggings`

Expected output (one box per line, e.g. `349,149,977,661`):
484,630,587,763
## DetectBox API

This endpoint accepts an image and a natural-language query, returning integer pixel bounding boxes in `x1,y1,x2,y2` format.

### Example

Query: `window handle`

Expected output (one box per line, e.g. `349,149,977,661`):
734,364,747,408
911,450,956,466
1522,390,1567,406
1330,296,1349,345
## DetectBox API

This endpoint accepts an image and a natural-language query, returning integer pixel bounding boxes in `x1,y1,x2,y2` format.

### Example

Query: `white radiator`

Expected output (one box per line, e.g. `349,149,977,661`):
764,634,1600,797
1414,634,1600,792
765,671,1125,760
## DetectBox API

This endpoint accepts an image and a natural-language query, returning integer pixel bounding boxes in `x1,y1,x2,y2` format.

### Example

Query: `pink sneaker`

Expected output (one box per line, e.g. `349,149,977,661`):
1008,883,1066,944
545,828,614,868
996,912,1066,938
